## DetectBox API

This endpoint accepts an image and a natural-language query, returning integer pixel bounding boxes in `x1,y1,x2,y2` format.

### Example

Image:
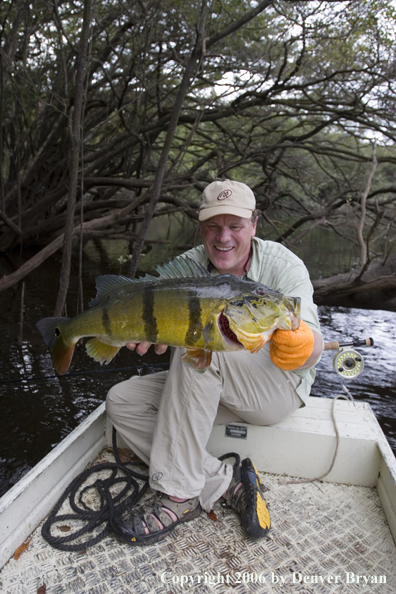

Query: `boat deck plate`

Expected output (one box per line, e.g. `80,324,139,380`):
1,450,395,594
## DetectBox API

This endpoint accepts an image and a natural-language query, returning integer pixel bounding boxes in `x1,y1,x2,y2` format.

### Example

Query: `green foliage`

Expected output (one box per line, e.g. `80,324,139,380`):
0,0,396,269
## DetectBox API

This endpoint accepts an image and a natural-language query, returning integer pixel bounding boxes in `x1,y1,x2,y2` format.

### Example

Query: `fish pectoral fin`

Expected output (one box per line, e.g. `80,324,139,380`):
182,348,212,372
86,338,121,365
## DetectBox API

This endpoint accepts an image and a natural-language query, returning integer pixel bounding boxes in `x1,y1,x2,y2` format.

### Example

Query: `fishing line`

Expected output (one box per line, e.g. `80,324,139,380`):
4,338,372,385
0,362,170,385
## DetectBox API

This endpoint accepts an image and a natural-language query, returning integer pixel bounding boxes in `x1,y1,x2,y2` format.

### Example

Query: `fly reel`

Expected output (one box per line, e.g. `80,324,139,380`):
324,337,374,380
333,348,364,378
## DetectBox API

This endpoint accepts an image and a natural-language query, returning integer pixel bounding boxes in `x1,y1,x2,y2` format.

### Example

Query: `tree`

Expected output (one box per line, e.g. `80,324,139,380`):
1,0,396,309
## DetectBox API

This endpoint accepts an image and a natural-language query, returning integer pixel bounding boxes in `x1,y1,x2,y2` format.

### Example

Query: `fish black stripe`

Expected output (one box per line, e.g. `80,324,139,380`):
143,285,158,343
185,294,203,346
102,307,112,337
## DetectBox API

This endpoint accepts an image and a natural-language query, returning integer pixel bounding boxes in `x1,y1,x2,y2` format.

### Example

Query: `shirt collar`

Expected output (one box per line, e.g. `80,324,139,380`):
206,246,253,280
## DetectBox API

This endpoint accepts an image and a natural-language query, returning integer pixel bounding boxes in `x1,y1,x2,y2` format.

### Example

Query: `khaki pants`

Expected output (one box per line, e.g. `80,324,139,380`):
106,344,302,511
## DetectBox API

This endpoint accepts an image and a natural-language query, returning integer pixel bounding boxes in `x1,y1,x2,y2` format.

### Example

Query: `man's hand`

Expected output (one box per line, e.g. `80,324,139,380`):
126,342,168,356
270,320,318,371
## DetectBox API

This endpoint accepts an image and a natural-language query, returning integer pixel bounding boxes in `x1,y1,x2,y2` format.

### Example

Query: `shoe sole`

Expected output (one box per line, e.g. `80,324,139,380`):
241,458,271,539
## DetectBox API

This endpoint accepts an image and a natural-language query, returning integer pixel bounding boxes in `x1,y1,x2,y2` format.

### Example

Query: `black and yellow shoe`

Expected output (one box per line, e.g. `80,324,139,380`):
225,457,271,539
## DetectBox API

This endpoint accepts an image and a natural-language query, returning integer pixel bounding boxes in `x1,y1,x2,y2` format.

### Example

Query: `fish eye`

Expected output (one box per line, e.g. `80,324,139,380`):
55,328,60,336
256,288,266,296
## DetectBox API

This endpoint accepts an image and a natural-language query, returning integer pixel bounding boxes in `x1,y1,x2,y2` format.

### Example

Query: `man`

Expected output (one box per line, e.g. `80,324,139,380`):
106,179,323,545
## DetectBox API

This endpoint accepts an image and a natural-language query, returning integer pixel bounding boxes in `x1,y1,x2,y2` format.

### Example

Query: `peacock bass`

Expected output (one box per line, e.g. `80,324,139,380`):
36,257,301,375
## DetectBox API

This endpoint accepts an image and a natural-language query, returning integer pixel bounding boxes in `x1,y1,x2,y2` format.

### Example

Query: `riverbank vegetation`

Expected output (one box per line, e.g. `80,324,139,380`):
1,0,396,310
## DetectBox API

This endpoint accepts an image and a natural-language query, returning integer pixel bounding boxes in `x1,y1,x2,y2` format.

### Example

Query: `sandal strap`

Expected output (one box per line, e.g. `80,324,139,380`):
112,495,201,542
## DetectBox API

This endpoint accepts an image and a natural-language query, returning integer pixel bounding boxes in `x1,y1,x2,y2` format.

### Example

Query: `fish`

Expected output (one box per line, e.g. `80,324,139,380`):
36,256,301,375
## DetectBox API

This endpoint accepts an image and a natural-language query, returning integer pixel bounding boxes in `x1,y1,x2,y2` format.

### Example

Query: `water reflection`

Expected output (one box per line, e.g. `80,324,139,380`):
312,306,396,453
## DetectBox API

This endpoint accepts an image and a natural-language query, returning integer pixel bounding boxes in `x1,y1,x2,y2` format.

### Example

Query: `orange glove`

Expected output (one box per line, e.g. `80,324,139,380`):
270,320,314,371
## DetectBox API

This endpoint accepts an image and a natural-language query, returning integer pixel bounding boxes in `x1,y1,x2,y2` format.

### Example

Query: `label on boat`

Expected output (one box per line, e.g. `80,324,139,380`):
225,424,248,439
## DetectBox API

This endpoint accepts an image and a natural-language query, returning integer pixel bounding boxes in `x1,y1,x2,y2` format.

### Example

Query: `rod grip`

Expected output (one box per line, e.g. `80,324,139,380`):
324,341,340,351
323,337,374,351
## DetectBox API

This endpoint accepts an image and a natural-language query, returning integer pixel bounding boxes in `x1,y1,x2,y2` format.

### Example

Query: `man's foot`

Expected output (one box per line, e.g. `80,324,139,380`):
109,494,201,545
225,457,271,539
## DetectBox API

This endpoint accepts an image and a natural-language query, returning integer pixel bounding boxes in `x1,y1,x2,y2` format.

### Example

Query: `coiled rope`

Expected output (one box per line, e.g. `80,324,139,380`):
41,432,241,551
41,427,149,552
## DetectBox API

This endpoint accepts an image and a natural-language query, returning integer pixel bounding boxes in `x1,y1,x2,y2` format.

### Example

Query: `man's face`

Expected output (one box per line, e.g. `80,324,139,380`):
200,214,257,276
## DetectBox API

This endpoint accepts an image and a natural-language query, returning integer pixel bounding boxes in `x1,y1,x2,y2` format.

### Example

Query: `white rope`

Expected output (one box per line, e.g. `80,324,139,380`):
279,386,354,485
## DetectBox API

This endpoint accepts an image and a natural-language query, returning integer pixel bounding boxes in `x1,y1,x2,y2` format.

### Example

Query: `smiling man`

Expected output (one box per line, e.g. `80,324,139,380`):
201,213,255,276
199,181,257,277
106,179,323,545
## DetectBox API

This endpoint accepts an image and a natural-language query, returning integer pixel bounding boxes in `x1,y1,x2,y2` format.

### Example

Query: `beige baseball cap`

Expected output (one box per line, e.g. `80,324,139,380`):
199,180,256,221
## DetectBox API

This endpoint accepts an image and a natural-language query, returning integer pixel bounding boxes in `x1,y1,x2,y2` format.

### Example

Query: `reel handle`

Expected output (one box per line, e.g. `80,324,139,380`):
324,337,374,351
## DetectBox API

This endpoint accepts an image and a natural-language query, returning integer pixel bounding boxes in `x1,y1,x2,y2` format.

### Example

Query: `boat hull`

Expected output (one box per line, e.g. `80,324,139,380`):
1,395,396,569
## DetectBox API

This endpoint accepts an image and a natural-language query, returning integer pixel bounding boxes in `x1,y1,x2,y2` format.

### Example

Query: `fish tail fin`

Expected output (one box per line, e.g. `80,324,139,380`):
86,337,120,365
36,317,76,375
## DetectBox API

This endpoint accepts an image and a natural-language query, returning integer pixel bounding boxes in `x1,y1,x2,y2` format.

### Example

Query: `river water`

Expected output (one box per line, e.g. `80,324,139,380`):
0,223,395,498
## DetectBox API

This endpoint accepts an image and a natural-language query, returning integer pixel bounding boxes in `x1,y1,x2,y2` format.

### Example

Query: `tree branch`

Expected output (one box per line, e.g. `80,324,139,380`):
54,0,92,316
356,141,378,268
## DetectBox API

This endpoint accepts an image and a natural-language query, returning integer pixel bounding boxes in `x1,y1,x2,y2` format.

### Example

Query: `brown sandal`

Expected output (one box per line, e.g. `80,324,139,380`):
110,494,201,545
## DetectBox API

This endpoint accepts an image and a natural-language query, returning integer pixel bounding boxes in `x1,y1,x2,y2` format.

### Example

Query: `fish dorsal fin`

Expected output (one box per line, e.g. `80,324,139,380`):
89,257,210,307
89,275,137,307
153,256,210,280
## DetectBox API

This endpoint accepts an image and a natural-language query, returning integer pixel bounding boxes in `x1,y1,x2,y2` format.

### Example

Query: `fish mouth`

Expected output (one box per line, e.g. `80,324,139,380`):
289,313,300,331
218,311,243,348
283,296,301,330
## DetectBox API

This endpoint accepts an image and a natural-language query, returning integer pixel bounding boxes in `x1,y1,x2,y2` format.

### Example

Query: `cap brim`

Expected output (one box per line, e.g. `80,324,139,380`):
199,206,253,221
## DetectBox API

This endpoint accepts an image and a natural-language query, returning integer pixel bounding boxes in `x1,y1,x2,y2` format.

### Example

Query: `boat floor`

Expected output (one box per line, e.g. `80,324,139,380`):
1,449,396,594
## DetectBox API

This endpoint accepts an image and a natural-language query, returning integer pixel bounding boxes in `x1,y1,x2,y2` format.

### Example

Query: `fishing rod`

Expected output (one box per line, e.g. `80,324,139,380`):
323,337,374,379
0,362,170,385
2,338,374,385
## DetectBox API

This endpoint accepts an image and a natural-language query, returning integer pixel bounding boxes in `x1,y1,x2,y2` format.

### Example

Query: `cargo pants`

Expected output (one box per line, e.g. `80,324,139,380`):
106,343,302,512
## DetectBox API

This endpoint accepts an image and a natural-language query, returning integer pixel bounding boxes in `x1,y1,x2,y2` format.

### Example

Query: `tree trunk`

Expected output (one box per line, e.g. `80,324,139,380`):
0,196,144,293
312,253,396,311
53,0,92,316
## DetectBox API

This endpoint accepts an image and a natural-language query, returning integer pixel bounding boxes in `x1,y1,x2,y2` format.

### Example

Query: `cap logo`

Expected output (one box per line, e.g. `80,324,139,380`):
217,190,232,201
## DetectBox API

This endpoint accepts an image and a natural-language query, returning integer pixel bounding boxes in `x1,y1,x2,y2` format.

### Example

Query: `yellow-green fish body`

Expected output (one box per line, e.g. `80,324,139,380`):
37,257,301,374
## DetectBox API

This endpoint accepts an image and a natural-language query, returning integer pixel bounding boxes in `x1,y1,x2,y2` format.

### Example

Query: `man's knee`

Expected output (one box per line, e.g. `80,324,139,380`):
106,378,138,417
106,373,166,421
106,382,124,421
